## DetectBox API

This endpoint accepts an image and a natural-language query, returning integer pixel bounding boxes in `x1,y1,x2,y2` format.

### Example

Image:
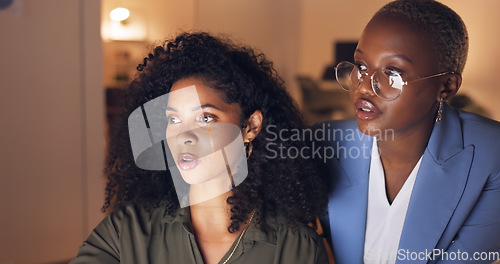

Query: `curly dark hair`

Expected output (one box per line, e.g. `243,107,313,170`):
374,0,468,74
104,32,327,233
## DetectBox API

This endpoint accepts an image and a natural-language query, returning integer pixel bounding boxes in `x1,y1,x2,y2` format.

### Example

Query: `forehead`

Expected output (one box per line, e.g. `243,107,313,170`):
358,15,437,67
365,15,428,36
168,77,228,106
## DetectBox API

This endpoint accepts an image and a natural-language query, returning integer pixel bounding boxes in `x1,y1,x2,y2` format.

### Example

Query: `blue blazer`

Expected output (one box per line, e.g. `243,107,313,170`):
318,103,500,264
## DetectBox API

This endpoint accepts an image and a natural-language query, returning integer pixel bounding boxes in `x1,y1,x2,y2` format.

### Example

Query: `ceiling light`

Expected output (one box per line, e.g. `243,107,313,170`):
109,7,130,22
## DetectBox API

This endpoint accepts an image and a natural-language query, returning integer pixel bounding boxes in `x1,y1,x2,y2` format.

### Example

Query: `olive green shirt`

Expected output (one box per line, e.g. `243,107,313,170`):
70,204,329,264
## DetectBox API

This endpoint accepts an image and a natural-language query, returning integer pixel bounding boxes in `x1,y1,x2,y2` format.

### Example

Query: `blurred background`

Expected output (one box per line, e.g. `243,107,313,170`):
0,0,498,263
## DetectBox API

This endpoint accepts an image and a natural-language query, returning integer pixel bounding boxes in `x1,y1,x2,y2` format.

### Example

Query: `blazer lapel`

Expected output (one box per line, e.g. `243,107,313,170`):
397,104,474,264
329,129,372,264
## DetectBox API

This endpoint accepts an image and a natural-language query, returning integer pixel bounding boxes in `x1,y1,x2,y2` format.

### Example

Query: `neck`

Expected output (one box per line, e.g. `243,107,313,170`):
376,119,435,166
189,191,255,264
374,118,435,204
188,174,233,205
190,191,233,235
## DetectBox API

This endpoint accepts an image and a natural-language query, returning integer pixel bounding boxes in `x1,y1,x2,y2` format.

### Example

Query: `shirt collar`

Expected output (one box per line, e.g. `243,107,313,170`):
161,204,279,245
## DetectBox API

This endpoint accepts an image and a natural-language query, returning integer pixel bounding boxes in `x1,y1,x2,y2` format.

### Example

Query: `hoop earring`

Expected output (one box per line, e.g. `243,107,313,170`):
244,141,253,160
436,99,444,124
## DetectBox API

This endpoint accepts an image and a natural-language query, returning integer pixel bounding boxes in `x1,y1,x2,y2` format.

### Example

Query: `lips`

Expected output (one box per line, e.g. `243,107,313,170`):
177,153,201,171
354,99,382,120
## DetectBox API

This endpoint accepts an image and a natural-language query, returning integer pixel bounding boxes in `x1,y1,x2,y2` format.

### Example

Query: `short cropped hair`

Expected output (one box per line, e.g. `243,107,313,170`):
374,0,468,74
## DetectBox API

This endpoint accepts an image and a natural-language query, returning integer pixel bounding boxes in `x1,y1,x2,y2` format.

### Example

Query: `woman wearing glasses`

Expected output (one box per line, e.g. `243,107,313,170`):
317,0,500,263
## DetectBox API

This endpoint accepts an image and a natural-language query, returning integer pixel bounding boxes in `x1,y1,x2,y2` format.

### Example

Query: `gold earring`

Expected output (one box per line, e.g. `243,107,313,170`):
436,99,444,124
244,141,253,159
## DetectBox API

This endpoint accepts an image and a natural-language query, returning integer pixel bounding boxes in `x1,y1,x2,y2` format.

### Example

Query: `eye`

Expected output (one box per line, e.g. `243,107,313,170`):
198,113,217,123
383,68,403,77
352,63,368,82
383,68,405,90
166,115,181,124
355,63,368,72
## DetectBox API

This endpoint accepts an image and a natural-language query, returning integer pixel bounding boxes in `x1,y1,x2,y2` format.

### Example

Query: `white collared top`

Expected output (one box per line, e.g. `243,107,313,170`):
364,139,422,264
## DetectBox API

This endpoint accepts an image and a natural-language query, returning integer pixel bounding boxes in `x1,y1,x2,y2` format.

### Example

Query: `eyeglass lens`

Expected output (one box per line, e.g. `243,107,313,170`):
335,62,403,100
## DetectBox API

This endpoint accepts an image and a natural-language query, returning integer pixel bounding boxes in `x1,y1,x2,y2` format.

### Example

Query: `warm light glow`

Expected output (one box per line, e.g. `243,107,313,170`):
102,6,147,41
109,7,130,22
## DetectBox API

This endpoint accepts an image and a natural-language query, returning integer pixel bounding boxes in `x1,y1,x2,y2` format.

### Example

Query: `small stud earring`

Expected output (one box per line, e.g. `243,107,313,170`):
436,99,444,124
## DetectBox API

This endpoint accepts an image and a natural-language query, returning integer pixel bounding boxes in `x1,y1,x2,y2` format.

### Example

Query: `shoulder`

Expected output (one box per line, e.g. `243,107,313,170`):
266,209,329,263
92,203,169,239
109,203,166,223
311,119,371,165
71,204,168,263
277,219,323,243
454,110,500,178
458,110,500,147
457,110,500,166
261,205,323,245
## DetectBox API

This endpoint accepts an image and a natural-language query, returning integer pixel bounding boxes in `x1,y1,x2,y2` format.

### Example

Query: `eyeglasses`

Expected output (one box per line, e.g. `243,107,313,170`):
334,61,453,101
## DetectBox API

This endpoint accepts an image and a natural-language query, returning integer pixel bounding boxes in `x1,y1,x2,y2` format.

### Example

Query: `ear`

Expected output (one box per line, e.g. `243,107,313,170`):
242,110,263,141
438,73,462,101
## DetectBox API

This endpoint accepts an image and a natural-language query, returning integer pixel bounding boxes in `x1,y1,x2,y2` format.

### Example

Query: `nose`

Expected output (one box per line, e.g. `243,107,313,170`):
357,72,376,96
176,130,198,145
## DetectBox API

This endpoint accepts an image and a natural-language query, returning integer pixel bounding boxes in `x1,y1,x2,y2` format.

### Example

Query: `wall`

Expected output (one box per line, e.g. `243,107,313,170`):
100,0,196,43
0,0,104,263
195,0,302,100
298,0,387,78
440,0,500,120
101,0,196,88
101,0,302,99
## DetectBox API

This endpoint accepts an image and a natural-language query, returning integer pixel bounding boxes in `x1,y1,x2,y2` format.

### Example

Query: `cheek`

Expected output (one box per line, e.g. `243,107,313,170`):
386,92,437,128
165,129,178,149
198,134,215,151
403,85,439,113
165,125,179,139
348,92,357,107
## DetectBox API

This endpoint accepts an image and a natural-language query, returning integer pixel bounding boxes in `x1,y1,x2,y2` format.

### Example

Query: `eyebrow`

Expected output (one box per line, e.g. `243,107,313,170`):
193,104,224,111
165,104,224,112
355,48,413,64
165,106,177,112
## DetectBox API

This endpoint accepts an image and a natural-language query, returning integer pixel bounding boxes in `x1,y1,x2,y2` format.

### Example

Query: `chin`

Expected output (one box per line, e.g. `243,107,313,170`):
359,128,380,137
180,173,200,185
356,120,376,134
179,171,208,185
180,169,227,185
356,120,393,139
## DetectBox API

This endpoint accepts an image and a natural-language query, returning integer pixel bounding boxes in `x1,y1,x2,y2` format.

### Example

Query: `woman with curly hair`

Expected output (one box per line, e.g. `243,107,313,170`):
70,32,329,264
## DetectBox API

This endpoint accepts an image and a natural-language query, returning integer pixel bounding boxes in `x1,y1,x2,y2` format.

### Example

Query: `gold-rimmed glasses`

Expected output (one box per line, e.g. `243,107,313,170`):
335,61,453,101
